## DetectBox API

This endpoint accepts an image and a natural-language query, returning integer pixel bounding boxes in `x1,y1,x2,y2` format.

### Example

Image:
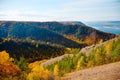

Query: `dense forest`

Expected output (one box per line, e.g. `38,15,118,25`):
0,38,67,62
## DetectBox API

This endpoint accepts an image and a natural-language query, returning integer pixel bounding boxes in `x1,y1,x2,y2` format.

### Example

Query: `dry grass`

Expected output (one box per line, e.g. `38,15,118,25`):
62,61,120,80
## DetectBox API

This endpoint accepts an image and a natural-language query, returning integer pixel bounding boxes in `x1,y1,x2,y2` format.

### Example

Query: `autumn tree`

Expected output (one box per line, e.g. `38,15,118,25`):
85,36,93,45
76,60,80,70
27,66,51,80
54,65,59,76
0,51,20,77
53,64,60,80
105,41,113,61
87,60,94,68
76,56,86,70
0,51,14,64
94,48,102,65
98,39,103,44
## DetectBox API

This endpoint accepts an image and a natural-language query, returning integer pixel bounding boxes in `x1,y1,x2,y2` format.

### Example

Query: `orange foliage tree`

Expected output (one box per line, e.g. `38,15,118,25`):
0,51,20,77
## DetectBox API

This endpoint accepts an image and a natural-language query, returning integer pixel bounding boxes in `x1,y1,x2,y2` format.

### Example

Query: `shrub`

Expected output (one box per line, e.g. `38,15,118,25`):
27,66,52,80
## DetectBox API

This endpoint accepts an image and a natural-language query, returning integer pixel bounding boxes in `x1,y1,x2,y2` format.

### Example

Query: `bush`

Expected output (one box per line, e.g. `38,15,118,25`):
27,66,53,80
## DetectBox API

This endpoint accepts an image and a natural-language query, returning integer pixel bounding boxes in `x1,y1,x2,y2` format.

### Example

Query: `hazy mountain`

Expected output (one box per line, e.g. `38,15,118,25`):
60,21,85,25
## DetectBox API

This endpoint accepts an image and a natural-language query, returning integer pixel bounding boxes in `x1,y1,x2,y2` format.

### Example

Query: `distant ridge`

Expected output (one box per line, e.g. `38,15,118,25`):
0,21,116,48
60,21,85,25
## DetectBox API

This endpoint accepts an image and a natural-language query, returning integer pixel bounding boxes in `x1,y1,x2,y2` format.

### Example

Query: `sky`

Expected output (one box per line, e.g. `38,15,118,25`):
0,0,120,22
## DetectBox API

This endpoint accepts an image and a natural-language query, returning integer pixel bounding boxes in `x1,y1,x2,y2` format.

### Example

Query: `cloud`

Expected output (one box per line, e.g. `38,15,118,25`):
103,26,120,29
0,10,69,21
0,10,39,21
0,0,120,21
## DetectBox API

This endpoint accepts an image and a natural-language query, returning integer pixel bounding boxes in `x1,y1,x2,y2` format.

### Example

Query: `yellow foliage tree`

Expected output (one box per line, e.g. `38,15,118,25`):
76,60,80,70
87,60,94,68
105,41,113,54
0,51,20,77
0,51,14,64
76,56,86,70
85,36,93,45
94,48,101,64
54,65,59,76
53,65,60,80
105,41,113,60
27,66,50,80
98,39,103,44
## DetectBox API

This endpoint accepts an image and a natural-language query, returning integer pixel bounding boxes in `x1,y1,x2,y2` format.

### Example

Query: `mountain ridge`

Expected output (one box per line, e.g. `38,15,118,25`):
0,21,116,47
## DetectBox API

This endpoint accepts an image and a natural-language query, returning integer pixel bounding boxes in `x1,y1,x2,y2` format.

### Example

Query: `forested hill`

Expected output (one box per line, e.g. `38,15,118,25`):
0,21,116,47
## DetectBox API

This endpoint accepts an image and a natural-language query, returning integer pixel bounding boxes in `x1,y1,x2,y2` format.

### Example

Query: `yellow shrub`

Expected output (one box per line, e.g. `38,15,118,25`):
28,61,40,69
98,39,103,44
87,61,94,68
65,48,71,52
28,60,47,69
27,66,50,80
0,51,14,64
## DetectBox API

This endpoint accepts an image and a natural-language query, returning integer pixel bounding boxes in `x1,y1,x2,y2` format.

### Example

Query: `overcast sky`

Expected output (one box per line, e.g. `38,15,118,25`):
0,0,120,22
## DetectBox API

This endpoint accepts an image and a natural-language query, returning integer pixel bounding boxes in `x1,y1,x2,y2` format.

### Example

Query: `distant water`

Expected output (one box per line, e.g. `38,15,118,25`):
85,21,120,35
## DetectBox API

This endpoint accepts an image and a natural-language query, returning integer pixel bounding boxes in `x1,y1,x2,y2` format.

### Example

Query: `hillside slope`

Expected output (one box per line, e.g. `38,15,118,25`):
62,61,120,80
40,37,118,67
41,36,120,80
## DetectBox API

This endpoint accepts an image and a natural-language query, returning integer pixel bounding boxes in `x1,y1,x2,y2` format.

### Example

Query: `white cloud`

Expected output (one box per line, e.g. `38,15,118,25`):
0,0,120,21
